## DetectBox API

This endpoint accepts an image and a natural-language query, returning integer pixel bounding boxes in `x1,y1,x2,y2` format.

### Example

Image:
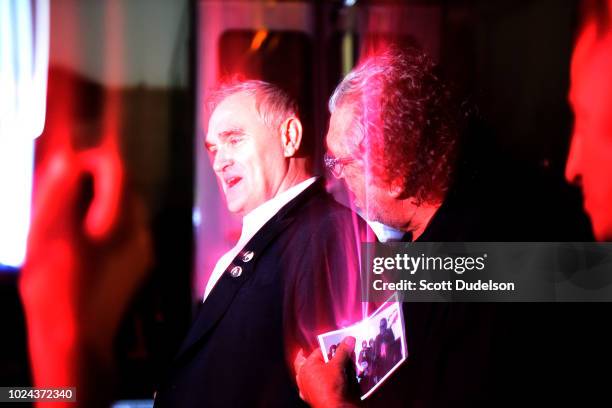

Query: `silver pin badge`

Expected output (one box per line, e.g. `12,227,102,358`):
229,266,242,278
242,251,254,263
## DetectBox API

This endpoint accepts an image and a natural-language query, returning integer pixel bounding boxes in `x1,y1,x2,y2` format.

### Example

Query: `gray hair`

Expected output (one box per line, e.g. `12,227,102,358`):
327,59,388,156
328,62,386,114
327,47,460,204
207,79,298,131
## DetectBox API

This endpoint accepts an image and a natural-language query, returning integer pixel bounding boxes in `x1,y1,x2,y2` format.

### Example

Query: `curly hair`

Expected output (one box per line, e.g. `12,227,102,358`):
329,46,460,204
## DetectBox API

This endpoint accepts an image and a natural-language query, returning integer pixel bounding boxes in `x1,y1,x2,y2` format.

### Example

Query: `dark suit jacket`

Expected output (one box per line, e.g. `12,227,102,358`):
364,179,593,407
364,187,497,408
154,179,368,408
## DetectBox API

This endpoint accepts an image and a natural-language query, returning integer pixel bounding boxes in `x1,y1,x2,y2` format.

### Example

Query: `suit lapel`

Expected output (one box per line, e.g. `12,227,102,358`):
173,179,325,363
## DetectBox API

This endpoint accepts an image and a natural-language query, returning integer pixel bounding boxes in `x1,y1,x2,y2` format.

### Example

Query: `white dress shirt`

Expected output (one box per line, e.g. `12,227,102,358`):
203,177,318,301
367,220,407,243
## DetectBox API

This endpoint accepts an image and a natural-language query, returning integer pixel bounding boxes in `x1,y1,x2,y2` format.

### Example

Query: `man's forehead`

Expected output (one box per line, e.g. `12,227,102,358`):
213,92,256,120
571,23,612,101
571,38,612,114
206,92,256,138
328,105,356,152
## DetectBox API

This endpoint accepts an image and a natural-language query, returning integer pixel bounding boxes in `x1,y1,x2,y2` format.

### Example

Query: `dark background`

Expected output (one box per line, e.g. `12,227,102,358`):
0,0,603,404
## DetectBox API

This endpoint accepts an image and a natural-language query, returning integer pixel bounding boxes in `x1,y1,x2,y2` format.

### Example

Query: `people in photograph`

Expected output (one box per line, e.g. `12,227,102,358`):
357,340,373,390
373,317,396,379
328,344,339,360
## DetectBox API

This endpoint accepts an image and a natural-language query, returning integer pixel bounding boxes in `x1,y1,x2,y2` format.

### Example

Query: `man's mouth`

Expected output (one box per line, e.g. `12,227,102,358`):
225,176,242,189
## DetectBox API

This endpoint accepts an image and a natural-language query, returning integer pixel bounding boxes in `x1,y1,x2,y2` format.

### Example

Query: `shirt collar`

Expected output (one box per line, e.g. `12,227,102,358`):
367,220,408,243
240,177,318,243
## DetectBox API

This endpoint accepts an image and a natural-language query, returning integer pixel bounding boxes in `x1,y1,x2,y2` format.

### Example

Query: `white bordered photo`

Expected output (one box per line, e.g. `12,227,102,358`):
317,294,408,400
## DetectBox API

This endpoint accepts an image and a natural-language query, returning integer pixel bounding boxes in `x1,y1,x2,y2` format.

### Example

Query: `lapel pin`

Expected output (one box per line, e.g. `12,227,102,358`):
229,266,243,278
242,251,254,262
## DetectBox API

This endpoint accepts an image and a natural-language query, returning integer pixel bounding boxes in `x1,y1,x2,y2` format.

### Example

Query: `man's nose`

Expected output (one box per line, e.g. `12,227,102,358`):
213,149,232,173
565,132,583,186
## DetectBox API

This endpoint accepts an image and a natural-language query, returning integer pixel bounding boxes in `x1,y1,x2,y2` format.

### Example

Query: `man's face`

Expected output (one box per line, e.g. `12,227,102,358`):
566,26,612,240
379,318,387,333
326,104,393,224
206,92,287,215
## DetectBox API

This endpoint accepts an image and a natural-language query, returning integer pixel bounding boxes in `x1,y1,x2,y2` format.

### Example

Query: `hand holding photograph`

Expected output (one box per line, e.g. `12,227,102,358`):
317,294,408,400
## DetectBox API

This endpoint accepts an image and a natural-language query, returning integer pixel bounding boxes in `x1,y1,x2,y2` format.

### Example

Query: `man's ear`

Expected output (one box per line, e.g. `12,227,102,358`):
280,117,303,157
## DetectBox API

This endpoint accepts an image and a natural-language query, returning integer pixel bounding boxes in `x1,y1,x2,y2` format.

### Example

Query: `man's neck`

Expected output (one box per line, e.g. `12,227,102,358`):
272,159,312,198
242,173,315,225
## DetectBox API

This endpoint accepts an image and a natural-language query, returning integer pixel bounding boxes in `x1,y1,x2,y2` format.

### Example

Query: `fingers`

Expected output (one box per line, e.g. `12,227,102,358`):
295,348,326,402
294,349,306,376
331,336,356,367
296,347,324,379
309,347,325,363
294,349,309,400
80,146,125,241
28,150,80,242
296,341,357,408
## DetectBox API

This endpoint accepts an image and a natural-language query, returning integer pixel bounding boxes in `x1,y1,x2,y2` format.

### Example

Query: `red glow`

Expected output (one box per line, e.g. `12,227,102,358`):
250,29,269,51
567,1,612,241
20,2,151,406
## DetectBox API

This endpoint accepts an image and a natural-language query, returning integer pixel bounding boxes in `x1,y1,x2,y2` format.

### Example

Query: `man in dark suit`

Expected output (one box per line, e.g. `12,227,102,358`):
294,46,496,408
154,79,367,407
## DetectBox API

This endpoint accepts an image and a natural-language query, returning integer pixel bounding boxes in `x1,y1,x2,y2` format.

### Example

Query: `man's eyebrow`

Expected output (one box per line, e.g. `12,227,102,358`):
219,128,245,139
205,128,245,151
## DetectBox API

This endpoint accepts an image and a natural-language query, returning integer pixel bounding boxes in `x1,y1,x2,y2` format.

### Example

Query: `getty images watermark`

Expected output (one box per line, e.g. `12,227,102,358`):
371,252,515,292
360,243,612,302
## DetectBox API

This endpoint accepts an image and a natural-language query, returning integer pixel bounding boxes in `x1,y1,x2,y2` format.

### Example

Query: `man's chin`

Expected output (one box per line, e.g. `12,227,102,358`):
592,217,612,242
225,200,244,215
585,199,612,241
